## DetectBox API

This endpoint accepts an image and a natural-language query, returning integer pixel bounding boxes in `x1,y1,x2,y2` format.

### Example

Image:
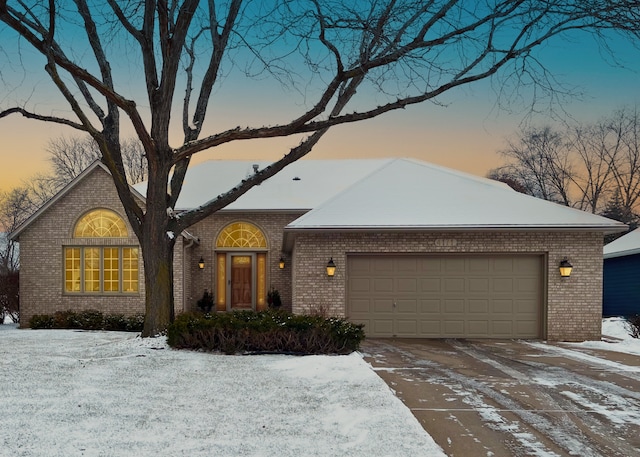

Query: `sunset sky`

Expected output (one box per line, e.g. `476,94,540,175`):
1,16,639,193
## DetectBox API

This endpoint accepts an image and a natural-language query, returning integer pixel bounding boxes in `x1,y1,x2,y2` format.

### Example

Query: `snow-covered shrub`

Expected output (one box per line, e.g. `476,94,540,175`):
627,315,640,338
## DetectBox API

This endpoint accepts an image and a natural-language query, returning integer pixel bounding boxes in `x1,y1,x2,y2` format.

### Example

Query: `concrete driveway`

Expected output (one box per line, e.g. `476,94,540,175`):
361,339,640,457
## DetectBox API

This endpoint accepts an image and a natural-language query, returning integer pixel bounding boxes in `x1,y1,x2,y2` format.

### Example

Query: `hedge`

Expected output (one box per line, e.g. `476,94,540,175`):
167,309,365,355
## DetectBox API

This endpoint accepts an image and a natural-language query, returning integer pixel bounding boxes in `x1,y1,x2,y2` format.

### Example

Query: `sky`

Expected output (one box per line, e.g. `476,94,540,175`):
1,8,639,193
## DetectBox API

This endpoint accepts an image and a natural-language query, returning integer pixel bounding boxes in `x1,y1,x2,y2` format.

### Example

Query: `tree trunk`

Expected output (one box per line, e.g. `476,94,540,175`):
140,167,176,337
141,236,175,337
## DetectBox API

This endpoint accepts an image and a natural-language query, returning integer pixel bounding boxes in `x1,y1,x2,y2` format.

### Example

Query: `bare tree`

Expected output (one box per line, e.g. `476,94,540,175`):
0,188,28,323
1,1,639,336
47,135,147,188
494,127,574,205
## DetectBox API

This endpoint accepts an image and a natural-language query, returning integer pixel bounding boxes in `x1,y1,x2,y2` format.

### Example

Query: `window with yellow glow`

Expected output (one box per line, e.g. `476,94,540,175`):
216,222,267,248
74,209,128,238
64,209,138,294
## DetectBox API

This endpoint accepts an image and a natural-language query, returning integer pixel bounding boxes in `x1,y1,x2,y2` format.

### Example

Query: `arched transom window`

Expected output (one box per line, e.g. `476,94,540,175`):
74,209,127,238
216,222,267,248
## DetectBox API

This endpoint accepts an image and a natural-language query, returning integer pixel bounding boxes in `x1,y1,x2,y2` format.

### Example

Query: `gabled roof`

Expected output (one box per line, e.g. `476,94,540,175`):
604,228,640,259
134,159,393,211
285,158,627,232
9,161,146,241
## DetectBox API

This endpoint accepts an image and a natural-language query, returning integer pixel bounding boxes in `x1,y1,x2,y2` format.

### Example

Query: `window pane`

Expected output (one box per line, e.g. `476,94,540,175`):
64,248,81,292
84,248,100,292
122,248,139,292
103,248,120,292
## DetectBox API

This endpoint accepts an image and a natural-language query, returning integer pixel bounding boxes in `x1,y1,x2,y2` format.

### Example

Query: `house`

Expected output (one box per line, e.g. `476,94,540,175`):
10,158,626,341
603,228,640,317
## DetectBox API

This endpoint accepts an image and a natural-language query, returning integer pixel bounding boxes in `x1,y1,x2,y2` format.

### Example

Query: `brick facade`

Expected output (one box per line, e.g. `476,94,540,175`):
290,231,604,341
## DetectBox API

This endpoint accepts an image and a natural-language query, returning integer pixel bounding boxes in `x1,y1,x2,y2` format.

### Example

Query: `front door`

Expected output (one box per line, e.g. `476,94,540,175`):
230,255,253,310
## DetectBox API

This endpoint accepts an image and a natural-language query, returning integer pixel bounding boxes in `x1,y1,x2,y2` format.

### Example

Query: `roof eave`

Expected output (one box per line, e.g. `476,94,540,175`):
283,224,628,234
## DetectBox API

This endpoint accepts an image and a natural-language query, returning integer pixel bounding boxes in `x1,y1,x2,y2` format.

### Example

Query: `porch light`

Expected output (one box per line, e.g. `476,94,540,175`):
198,257,205,270
559,258,572,277
279,257,285,269
326,258,336,277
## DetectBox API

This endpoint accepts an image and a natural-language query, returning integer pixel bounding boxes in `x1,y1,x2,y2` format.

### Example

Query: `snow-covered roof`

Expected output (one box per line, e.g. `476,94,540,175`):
285,158,627,232
135,159,393,211
604,228,640,259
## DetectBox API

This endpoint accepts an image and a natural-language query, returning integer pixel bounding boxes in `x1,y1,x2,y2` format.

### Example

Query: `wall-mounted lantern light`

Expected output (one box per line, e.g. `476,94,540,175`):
326,257,336,277
559,258,573,277
279,257,285,269
198,257,205,270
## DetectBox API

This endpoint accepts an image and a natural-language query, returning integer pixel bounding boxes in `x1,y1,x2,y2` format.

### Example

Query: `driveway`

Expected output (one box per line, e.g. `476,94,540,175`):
361,339,640,457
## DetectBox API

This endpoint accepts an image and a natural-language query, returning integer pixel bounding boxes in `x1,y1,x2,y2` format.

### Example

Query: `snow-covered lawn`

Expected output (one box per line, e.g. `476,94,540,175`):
1,317,638,457
0,322,443,457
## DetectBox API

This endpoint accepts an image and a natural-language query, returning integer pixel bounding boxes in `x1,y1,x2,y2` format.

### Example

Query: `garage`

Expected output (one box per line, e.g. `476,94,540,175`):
347,254,544,338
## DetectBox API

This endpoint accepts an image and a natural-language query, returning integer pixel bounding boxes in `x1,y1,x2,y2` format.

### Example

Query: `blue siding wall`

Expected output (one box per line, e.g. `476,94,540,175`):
603,253,640,317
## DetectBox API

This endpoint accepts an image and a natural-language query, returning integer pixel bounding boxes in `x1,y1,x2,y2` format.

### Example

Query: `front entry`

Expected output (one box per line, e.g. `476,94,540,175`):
214,222,269,312
231,255,253,309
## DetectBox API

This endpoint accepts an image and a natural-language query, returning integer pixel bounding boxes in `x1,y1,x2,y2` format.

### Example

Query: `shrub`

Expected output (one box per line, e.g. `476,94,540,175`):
28,310,144,332
167,309,365,355
627,315,640,338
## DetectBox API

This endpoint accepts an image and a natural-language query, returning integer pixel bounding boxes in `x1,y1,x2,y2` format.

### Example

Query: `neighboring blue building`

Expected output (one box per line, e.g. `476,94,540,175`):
603,229,640,317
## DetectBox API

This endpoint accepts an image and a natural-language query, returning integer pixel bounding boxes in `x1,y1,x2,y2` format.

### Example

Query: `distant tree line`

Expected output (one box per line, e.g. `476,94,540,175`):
0,135,146,322
489,106,640,241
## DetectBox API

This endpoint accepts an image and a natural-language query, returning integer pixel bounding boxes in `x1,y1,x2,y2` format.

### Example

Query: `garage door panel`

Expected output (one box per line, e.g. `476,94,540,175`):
420,278,441,293
373,299,393,313
444,299,464,313
493,278,514,293
421,299,442,313
468,320,489,336
348,255,543,338
443,321,465,335
444,278,465,292
469,299,489,313
350,278,371,293
396,319,418,336
396,299,418,313
469,278,490,292
374,278,394,292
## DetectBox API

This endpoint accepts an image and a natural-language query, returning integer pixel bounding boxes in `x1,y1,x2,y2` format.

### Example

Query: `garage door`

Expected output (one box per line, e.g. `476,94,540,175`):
347,255,544,338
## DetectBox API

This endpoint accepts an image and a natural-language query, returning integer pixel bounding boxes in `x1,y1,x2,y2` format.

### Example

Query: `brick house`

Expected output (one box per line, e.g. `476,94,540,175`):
11,158,625,341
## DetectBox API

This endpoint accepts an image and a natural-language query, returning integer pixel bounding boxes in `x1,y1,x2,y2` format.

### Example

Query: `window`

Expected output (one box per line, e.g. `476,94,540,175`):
64,209,139,294
216,222,267,248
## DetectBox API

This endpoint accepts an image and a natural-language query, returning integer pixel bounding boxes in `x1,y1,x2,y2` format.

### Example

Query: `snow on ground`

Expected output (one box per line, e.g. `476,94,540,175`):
0,324,444,457
1,317,638,456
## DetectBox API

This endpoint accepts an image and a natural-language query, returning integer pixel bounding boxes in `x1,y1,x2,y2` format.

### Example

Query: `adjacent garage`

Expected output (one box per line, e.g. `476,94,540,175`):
347,254,544,338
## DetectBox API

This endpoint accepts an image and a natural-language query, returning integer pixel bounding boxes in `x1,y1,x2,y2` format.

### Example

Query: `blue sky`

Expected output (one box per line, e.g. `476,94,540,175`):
0,10,639,191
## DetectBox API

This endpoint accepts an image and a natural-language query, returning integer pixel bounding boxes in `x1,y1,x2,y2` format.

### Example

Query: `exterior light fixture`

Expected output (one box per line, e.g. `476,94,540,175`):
559,258,572,277
198,257,205,270
326,257,336,277
279,257,285,269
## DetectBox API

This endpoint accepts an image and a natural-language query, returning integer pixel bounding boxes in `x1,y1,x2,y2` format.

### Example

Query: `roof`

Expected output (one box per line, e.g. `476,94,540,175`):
604,228,640,259
284,158,627,232
134,159,393,211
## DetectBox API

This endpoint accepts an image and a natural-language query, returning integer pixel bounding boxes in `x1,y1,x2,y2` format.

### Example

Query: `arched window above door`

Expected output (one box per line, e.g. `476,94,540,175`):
216,222,267,248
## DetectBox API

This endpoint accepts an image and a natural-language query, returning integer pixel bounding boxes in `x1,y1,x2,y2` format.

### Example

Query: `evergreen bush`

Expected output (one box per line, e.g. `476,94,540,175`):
627,315,640,338
28,310,144,332
167,309,365,355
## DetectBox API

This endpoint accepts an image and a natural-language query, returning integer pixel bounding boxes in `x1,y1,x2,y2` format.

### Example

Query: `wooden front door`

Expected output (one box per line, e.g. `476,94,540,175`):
230,255,253,309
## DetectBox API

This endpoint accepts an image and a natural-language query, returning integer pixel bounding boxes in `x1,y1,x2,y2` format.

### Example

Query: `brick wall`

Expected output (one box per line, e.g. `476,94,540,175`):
290,231,604,341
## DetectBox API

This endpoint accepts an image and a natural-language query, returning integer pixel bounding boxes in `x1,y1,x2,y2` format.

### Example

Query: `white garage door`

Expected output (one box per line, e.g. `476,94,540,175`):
347,255,544,338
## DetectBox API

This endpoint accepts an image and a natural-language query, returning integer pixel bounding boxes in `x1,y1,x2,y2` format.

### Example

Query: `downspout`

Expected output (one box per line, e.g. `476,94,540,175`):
181,230,200,313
